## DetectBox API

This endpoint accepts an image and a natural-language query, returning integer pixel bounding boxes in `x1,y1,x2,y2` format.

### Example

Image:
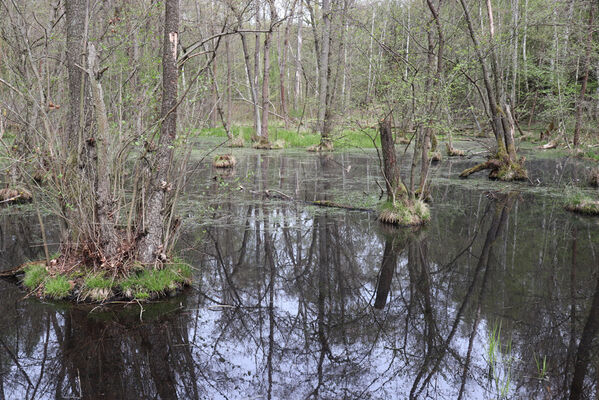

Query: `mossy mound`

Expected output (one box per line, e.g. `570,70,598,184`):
20,258,193,303
213,154,237,168
0,187,32,205
228,137,245,148
307,140,334,152
565,194,599,216
377,199,430,226
253,139,284,150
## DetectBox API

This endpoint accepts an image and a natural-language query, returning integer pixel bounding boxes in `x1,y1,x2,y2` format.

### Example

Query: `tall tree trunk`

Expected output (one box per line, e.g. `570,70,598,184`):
261,0,277,142
139,0,179,264
87,44,118,260
573,2,594,147
254,2,262,138
294,0,303,110
65,0,91,156
225,35,232,133
317,0,331,142
380,119,405,204
239,29,262,138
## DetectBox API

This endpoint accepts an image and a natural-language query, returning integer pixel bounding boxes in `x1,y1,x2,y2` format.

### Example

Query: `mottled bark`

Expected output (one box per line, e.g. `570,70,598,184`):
139,0,179,264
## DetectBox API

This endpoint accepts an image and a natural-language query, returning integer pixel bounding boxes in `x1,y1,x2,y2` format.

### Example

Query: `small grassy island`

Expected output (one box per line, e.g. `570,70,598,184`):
20,258,192,302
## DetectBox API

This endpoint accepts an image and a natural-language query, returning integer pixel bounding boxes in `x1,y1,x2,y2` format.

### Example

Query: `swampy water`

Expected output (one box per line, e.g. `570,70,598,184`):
1,144,599,399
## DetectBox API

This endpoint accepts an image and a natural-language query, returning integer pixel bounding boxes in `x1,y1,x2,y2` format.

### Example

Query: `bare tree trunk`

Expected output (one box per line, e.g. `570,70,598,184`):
239,30,262,137
225,35,232,133
317,0,331,142
279,1,296,129
65,0,91,155
87,44,118,260
380,119,404,204
294,0,303,110
573,2,594,147
260,0,277,142
139,0,179,264
254,2,262,138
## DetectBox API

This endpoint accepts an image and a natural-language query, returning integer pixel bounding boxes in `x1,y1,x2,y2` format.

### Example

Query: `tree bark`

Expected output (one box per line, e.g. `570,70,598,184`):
139,0,179,264
573,2,594,147
380,119,404,203
317,0,332,141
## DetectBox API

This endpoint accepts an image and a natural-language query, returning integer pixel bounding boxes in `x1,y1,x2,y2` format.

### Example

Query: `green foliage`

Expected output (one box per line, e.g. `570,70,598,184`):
22,263,48,290
84,272,113,290
44,276,71,299
196,126,382,149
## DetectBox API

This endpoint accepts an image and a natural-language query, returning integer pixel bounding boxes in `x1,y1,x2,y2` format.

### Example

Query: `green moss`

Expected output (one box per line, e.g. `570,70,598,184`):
44,276,72,299
23,263,48,290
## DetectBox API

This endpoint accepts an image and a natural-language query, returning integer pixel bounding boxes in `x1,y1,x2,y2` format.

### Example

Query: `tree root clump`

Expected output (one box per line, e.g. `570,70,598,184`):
307,140,334,152
253,138,284,150
377,199,430,226
0,187,32,205
446,143,465,157
213,154,237,168
228,137,245,148
15,256,193,303
459,155,527,181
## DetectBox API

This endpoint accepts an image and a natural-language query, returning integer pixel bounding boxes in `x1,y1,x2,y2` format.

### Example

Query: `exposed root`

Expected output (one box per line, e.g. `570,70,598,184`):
0,187,32,205
446,143,465,157
377,199,430,226
212,154,237,168
459,155,527,181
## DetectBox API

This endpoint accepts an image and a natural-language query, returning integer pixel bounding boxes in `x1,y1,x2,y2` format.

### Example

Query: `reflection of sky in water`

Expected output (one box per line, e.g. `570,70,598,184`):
0,149,598,399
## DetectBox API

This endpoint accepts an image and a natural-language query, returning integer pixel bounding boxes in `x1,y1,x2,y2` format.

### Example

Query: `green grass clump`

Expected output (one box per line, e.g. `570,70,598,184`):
120,261,192,300
565,191,599,215
84,272,113,290
22,263,48,290
44,276,71,299
378,199,430,226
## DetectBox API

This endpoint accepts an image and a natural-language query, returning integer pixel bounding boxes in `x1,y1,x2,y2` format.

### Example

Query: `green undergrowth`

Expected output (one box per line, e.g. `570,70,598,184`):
21,257,193,303
196,126,382,149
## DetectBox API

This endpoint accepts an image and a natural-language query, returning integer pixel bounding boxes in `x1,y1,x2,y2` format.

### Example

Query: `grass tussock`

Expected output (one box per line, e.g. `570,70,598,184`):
213,154,237,168
377,199,430,226
565,191,599,215
20,257,193,303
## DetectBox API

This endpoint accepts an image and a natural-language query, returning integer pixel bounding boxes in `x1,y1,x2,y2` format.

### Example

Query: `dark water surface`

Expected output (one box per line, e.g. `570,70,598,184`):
1,148,599,399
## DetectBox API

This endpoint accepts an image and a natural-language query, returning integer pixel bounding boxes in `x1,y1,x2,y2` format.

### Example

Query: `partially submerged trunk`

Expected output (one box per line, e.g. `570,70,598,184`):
457,0,527,181
378,119,429,226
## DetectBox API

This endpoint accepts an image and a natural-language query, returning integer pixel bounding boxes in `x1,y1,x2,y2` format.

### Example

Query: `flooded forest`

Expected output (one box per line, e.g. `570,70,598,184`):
1,0,599,399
